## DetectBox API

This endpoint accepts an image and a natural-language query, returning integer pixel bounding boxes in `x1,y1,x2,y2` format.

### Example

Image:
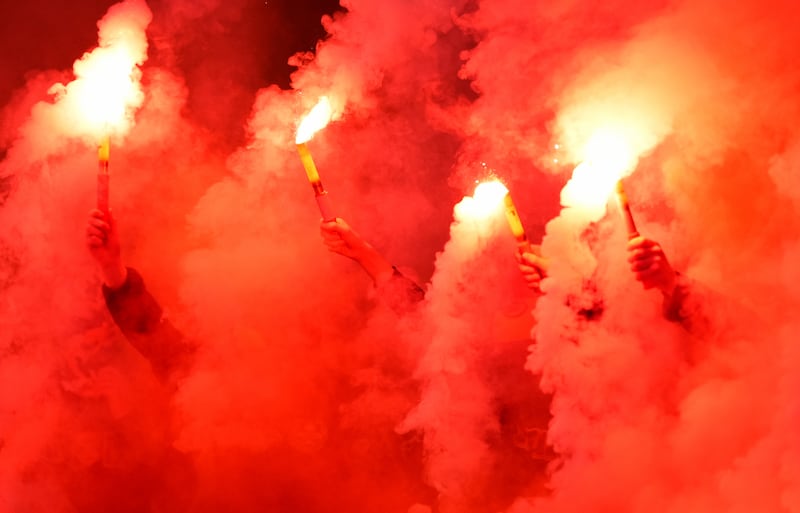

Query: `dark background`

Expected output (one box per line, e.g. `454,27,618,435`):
0,0,343,147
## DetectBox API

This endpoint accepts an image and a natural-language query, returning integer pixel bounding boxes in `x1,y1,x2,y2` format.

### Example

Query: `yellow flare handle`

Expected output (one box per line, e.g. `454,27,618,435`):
503,193,526,239
97,136,110,212
98,136,110,163
296,143,321,183
615,180,639,240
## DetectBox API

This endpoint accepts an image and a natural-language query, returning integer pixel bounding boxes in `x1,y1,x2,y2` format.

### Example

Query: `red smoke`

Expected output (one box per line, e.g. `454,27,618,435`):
2,0,800,512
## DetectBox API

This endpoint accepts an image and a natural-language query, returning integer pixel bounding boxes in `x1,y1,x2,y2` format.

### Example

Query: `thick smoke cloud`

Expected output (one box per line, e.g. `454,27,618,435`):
396,189,548,513
2,0,799,511
466,1,800,512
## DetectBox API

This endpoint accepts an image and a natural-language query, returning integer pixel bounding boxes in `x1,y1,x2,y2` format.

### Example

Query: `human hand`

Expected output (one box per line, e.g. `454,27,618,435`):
86,209,127,289
627,236,677,295
320,218,373,260
320,218,393,284
517,247,549,292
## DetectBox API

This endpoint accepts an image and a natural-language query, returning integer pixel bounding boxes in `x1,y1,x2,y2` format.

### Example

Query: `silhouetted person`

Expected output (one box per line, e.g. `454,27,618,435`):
86,209,195,384
81,208,198,512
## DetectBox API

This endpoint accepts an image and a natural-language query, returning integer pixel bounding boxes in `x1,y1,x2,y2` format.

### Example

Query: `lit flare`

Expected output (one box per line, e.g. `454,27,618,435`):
615,180,639,239
52,0,150,141
296,97,332,145
295,97,335,221
49,0,152,213
560,128,637,225
470,180,510,220
470,180,536,255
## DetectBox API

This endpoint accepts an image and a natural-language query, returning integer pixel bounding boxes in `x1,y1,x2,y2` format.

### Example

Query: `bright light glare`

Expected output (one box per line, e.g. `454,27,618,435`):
560,128,636,218
461,180,509,220
296,97,333,144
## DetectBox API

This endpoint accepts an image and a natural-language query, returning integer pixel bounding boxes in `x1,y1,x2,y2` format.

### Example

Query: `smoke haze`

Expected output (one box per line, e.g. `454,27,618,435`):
2,0,799,512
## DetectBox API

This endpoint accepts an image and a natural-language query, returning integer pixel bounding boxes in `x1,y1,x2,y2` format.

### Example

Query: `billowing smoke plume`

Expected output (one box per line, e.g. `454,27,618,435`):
0,1,168,510
456,0,800,512
2,0,800,511
397,185,546,513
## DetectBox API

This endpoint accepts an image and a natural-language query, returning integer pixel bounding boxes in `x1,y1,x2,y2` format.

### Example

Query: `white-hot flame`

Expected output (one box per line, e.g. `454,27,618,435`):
296,97,333,144
560,128,636,219
48,0,151,139
71,47,143,130
460,180,509,220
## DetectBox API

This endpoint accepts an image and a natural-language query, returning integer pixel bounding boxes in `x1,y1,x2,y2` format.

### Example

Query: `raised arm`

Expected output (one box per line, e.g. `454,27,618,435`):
86,210,194,382
86,208,127,288
626,236,702,329
320,217,425,312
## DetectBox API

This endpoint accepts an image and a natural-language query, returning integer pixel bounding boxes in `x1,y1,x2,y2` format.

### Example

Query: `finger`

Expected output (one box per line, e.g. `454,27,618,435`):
627,246,659,263
322,225,346,237
523,253,542,267
88,213,107,224
627,237,658,254
325,241,347,252
86,225,107,238
529,254,549,273
87,235,105,248
88,218,110,232
634,268,662,285
321,233,344,243
640,262,665,277
626,236,648,251
518,252,535,265
630,258,659,272
627,248,645,262
524,275,541,286
642,257,665,272
524,276,541,291
522,269,540,280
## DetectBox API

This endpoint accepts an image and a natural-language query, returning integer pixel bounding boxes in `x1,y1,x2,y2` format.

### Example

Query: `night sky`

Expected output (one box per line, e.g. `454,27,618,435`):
0,0,342,149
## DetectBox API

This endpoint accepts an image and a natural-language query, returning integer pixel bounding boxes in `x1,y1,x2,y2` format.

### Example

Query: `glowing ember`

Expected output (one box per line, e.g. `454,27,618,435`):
560,128,636,220
296,97,333,144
